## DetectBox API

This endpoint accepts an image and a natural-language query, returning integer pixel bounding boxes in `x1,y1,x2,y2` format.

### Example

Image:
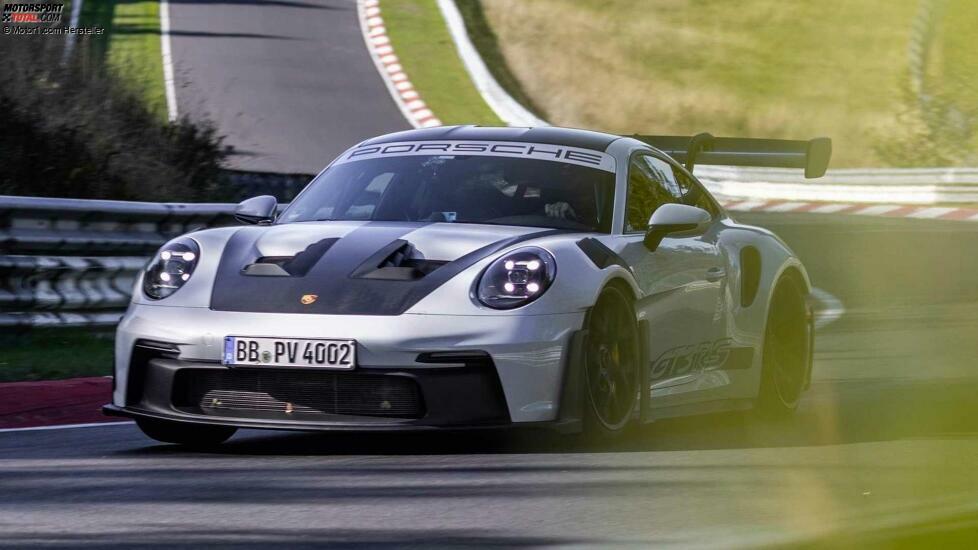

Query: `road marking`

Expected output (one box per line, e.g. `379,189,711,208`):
0,421,133,434
160,0,178,121
61,0,83,62
435,0,548,127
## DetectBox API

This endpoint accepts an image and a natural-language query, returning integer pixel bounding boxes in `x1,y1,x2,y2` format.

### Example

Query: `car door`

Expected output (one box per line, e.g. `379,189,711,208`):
615,153,728,411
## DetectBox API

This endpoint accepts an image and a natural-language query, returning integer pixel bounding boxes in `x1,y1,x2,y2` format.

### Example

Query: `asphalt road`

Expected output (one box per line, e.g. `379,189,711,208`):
1,214,977,548
169,0,409,174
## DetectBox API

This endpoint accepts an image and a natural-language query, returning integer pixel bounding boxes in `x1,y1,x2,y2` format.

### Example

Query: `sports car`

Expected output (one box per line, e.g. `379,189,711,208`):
103,125,831,445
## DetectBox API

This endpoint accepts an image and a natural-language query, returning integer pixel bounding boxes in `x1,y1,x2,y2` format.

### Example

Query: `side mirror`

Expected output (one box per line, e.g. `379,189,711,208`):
234,195,277,225
643,203,711,251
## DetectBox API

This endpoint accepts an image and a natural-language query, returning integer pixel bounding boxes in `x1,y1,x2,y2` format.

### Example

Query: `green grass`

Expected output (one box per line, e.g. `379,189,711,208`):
81,0,166,119
0,329,114,382
473,0,978,168
382,0,503,126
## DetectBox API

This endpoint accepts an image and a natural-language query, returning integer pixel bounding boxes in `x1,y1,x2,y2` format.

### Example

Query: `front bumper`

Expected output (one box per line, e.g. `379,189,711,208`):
113,304,586,425
104,351,514,431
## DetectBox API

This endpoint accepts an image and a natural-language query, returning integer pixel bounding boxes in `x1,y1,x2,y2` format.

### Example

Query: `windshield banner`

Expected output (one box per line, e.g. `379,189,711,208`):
336,140,616,173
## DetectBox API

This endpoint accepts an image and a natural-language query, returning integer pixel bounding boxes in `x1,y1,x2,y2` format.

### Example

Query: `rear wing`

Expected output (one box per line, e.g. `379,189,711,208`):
632,133,832,178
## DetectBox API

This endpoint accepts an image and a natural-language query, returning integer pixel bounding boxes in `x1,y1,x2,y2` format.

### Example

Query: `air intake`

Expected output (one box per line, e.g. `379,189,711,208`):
173,368,425,419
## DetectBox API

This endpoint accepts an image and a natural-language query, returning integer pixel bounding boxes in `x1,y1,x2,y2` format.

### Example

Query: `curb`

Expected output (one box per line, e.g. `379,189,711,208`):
358,0,441,129
0,377,121,430
720,199,978,222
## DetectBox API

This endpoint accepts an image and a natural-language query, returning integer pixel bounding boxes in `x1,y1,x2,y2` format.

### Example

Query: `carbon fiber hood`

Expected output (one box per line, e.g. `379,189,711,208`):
210,221,557,315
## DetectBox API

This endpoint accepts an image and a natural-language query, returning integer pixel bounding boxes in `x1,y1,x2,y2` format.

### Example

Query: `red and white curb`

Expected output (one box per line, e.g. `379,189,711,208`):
720,199,978,222
0,376,126,432
358,0,441,129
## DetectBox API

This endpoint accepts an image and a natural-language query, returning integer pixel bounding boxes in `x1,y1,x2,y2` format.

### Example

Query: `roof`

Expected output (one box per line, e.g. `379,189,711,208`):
359,125,623,152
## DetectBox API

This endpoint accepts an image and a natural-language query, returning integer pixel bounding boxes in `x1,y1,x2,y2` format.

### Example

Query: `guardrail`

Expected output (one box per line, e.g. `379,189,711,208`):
696,166,978,204
0,196,240,329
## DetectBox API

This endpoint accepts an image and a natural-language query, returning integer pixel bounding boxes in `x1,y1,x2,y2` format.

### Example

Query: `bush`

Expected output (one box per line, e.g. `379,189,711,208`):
874,74,978,168
0,37,232,201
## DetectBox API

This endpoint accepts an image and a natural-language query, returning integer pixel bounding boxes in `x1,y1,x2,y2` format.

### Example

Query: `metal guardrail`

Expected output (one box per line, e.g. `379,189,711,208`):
1,196,240,328
696,166,978,204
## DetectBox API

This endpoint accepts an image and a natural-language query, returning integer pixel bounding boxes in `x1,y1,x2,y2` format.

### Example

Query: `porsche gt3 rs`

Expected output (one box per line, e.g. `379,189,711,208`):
103,125,831,446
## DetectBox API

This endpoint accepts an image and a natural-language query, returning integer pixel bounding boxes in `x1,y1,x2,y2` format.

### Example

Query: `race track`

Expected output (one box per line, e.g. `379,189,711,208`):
168,0,409,174
2,215,977,547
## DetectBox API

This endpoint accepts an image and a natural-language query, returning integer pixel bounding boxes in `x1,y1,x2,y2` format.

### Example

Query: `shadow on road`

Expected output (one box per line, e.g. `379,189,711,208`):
110,374,978,458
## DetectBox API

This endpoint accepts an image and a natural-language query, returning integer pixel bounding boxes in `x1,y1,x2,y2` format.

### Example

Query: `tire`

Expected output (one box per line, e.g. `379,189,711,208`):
756,275,810,417
136,418,237,447
582,285,641,439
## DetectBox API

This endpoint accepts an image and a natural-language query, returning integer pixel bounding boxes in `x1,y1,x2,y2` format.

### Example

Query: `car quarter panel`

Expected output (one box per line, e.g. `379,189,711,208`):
714,220,812,398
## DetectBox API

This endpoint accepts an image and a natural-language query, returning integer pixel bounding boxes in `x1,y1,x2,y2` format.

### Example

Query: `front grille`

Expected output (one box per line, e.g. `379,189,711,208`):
172,368,425,419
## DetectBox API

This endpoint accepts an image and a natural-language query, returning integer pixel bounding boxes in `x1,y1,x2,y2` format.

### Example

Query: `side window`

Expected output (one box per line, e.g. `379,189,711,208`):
673,167,719,217
625,155,684,232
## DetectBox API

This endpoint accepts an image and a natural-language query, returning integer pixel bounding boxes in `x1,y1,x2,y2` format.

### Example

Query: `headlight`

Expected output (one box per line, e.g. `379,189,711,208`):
476,246,556,309
143,237,200,300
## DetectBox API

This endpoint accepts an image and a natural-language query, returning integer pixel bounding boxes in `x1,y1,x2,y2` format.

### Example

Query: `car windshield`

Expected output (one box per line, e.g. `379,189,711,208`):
279,152,616,232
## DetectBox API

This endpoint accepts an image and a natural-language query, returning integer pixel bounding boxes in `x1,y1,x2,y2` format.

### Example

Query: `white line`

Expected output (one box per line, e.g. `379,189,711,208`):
0,421,133,435
811,287,845,330
62,0,84,62
436,0,547,127
160,0,179,121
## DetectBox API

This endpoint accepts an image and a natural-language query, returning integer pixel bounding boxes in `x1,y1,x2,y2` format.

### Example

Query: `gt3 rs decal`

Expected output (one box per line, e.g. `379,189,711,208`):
649,338,754,381
336,141,616,173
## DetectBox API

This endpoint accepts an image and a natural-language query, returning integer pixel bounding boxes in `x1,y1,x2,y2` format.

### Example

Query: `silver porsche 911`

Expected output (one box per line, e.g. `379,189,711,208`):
103,125,831,446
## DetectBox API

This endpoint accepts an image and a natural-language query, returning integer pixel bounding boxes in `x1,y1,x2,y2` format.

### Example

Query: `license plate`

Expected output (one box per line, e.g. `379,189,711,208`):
223,336,356,369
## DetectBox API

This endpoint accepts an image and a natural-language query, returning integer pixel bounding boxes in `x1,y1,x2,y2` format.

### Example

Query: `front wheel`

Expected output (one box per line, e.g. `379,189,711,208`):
756,276,810,417
582,285,641,438
136,418,237,447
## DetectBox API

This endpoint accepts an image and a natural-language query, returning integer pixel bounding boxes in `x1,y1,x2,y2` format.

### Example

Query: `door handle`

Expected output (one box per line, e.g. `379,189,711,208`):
705,267,726,282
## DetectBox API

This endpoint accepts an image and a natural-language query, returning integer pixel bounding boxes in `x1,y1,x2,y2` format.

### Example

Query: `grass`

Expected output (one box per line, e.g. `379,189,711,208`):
473,0,978,168
382,0,503,126
81,0,166,119
0,329,114,382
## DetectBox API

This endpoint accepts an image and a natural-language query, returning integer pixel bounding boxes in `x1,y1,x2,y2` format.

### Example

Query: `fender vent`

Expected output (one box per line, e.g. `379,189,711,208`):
740,247,761,307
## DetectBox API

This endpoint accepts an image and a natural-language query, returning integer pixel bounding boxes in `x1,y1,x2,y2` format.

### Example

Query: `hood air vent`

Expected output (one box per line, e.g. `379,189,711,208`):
242,238,339,277
352,240,447,281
